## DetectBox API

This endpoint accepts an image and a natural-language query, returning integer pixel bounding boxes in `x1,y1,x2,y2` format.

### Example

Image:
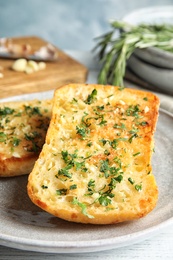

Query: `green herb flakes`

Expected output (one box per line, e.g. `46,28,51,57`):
12,137,21,147
56,189,68,195
0,132,7,142
70,184,77,190
98,196,112,206
41,185,48,189
128,177,135,185
135,184,142,192
72,197,94,218
143,97,148,101
133,152,140,157
84,89,97,105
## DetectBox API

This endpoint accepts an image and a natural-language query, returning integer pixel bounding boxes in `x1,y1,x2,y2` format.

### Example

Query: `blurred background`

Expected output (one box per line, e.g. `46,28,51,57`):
1,0,173,51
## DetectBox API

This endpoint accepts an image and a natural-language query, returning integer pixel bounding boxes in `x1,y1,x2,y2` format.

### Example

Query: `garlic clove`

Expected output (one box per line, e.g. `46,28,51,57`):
12,58,27,72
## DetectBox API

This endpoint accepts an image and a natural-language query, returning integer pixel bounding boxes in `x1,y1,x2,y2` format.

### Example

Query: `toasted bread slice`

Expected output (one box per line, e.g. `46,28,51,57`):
27,84,159,224
0,99,52,177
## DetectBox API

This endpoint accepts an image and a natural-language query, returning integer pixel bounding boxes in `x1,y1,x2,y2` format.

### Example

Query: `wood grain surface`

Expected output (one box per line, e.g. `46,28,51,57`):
0,36,88,98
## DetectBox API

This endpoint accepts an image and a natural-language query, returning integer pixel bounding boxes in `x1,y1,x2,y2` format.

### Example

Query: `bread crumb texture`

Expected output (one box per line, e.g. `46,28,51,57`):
0,99,52,177
28,84,160,224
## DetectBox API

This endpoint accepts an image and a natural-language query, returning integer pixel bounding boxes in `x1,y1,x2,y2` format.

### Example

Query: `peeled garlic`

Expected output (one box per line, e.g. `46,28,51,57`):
25,66,34,74
27,60,39,71
12,59,46,74
38,62,46,70
12,58,27,72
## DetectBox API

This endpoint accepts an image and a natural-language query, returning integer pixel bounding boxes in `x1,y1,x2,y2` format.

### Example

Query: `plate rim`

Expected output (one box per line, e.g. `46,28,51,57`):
0,217,173,254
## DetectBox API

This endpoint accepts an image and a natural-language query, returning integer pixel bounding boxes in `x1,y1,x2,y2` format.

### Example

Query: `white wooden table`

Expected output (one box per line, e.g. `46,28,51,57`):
0,226,173,260
0,51,173,260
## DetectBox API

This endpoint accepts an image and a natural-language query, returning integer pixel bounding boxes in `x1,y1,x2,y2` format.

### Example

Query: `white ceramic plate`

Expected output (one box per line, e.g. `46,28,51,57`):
0,91,173,254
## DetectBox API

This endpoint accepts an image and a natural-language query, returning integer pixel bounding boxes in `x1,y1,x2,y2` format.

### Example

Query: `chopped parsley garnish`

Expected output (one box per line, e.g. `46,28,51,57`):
126,105,141,118
41,185,48,189
128,177,135,185
139,121,148,126
113,123,126,129
100,138,128,149
24,131,41,152
100,159,110,178
81,112,91,127
58,150,88,179
128,133,138,143
76,124,90,139
114,156,122,168
114,174,123,183
133,152,140,157
61,150,70,163
57,165,73,179
97,105,104,110
84,89,97,105
25,131,40,141
98,196,112,206
129,127,139,140
129,127,139,134
61,150,78,163
128,179,142,191
56,188,68,195
69,184,77,190
14,112,22,117
0,132,7,142
72,197,94,218
110,139,119,149
74,161,87,172
135,184,142,191
97,114,107,126
104,149,110,156
87,179,95,195
88,179,95,188
86,141,93,147
71,98,78,104
12,137,21,147
99,138,107,146
24,106,42,117
99,158,122,178
0,107,15,116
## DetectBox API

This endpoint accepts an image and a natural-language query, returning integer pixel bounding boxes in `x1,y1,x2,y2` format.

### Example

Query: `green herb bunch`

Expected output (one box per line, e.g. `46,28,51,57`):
94,21,173,86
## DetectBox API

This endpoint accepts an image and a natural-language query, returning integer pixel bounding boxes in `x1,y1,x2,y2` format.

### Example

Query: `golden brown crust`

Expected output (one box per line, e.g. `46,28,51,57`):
0,99,52,177
0,154,37,177
27,84,159,224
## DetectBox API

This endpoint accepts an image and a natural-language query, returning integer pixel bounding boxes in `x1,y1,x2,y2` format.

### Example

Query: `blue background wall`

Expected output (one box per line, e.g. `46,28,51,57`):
0,0,173,51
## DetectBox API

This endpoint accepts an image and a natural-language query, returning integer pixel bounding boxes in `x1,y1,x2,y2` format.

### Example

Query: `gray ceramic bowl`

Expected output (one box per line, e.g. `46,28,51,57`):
127,54,173,95
134,47,173,69
122,6,173,94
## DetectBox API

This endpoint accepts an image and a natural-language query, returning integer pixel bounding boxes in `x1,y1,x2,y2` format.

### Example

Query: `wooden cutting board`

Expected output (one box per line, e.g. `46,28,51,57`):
0,36,88,98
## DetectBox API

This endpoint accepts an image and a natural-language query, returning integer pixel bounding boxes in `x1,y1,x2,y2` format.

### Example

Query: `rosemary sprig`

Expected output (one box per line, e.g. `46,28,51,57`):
94,21,173,86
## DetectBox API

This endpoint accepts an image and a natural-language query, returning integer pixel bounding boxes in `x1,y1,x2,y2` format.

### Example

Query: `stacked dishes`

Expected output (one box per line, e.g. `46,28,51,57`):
122,6,173,95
